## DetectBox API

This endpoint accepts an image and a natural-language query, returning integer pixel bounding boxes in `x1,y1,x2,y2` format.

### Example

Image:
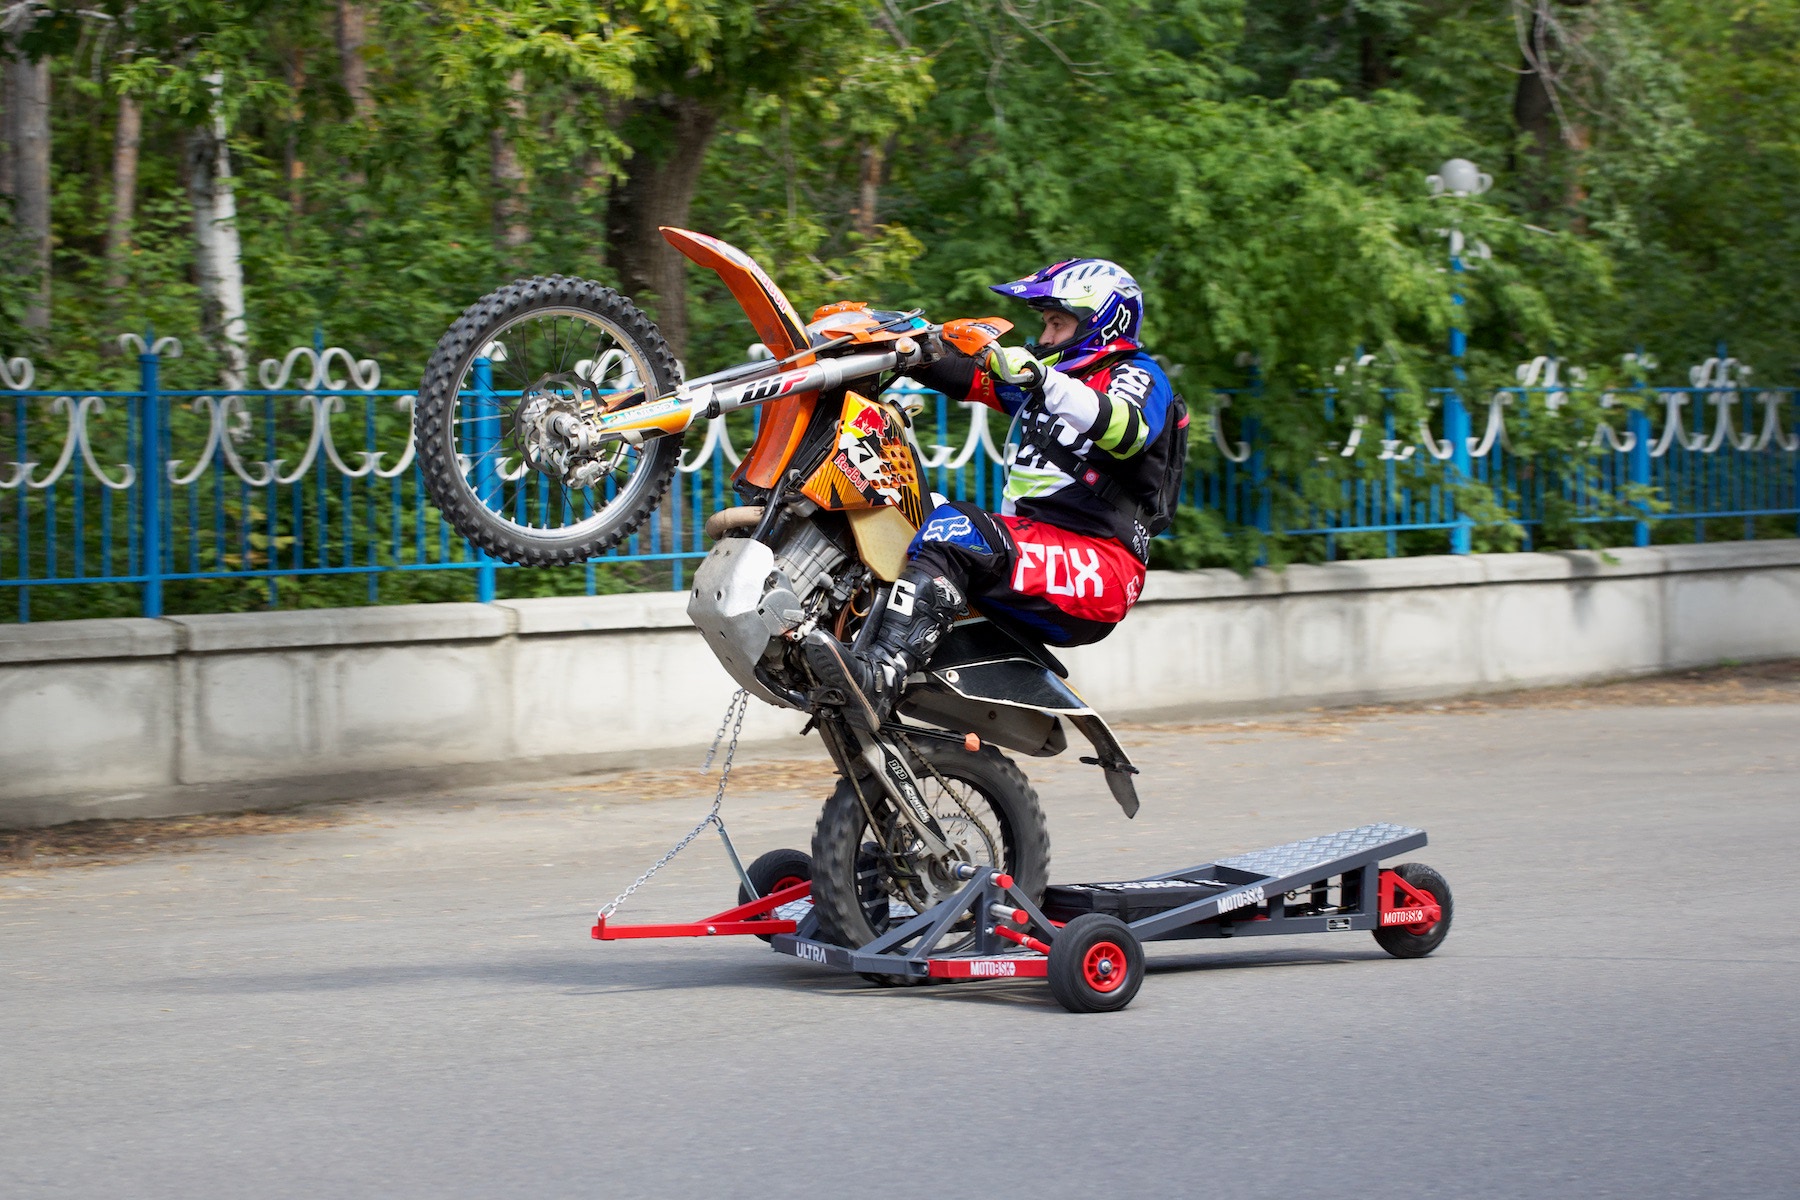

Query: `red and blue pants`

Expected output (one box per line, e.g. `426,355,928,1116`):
906,501,1145,647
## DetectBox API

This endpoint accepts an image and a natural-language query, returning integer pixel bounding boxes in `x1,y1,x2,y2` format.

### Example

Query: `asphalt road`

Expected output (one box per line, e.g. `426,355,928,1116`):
4,696,1798,1199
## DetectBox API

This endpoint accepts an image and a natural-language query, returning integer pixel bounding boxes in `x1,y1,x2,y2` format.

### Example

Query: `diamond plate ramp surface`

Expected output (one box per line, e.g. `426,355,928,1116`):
1214,823,1424,879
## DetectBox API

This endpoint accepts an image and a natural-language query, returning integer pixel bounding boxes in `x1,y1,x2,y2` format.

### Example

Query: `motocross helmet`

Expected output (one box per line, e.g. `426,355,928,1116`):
989,258,1144,372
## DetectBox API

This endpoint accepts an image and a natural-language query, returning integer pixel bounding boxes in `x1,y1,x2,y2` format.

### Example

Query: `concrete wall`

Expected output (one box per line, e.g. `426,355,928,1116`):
4,541,1798,827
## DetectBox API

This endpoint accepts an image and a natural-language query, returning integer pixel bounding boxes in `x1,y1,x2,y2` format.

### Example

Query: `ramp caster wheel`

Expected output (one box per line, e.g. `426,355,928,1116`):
1047,914,1143,1013
739,849,813,944
1373,862,1452,959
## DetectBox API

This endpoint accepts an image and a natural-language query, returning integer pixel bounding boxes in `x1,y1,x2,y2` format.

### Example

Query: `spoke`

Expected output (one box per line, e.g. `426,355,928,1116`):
462,443,512,464
448,309,661,538
555,316,575,377
500,322,533,390
587,329,620,385
584,331,606,382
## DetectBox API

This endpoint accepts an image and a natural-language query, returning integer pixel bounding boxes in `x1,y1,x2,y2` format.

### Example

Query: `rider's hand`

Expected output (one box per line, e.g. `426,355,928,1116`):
982,345,1045,389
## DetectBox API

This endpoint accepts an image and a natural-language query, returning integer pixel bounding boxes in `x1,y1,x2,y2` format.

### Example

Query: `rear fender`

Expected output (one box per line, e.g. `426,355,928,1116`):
908,657,1141,819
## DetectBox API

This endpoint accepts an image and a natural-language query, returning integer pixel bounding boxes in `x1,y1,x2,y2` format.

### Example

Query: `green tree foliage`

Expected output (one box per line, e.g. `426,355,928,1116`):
0,0,1793,593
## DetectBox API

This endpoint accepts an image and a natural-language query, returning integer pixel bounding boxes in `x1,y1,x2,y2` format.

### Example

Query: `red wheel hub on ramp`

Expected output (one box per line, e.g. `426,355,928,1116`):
1083,941,1128,992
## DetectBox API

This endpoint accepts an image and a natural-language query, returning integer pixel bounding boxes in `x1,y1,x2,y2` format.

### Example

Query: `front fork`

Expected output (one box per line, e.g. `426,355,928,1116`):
858,738,954,860
817,718,954,863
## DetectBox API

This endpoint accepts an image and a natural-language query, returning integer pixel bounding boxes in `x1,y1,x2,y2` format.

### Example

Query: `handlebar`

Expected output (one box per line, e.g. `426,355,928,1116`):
699,348,911,419
584,323,1034,449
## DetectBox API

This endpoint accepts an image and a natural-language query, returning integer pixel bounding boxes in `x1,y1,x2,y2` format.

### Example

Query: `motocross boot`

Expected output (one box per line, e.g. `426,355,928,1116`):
805,565,966,732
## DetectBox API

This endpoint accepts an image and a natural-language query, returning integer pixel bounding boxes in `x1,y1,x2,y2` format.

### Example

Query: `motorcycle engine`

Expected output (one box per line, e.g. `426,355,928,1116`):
766,521,849,624
687,517,852,708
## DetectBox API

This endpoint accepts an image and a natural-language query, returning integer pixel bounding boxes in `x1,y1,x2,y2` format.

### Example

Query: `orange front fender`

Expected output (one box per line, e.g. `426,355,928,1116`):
659,227,812,362
660,226,817,489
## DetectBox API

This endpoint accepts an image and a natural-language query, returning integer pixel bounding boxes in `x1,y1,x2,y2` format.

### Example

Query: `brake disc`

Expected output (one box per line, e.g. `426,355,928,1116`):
515,372,625,484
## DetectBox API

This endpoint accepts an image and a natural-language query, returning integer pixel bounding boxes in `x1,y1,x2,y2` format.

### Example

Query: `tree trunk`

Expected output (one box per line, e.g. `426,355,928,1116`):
1563,120,1591,232
605,95,720,363
284,48,306,216
336,1,371,194
106,92,141,292
580,147,610,272
1511,1,1593,220
1359,34,1391,92
852,140,884,239
0,51,13,200
490,69,529,266
188,73,249,390
1513,43,1557,158
9,51,51,331
335,1,374,122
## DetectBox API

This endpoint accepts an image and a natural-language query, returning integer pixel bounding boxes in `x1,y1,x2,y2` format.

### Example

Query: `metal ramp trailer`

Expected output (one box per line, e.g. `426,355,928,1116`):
755,822,1453,1012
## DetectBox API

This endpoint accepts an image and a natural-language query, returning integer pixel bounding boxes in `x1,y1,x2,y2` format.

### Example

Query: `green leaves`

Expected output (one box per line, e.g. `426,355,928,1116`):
5,0,1796,585
420,0,643,109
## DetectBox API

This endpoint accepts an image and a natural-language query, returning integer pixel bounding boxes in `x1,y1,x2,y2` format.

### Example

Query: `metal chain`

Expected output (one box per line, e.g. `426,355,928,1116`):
596,689,750,921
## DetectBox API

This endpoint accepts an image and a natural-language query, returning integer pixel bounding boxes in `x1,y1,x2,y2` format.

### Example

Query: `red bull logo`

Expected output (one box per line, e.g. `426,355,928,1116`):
847,404,885,438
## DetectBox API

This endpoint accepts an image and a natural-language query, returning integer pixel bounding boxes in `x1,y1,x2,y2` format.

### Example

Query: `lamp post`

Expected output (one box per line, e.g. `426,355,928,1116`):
1426,159,1491,555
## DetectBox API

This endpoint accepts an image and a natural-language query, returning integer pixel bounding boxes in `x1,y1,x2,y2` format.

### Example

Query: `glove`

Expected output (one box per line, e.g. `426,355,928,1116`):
907,343,1044,401
982,345,1045,388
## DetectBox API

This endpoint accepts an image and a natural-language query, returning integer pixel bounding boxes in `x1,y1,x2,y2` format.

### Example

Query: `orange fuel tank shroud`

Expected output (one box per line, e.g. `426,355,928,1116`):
659,227,818,491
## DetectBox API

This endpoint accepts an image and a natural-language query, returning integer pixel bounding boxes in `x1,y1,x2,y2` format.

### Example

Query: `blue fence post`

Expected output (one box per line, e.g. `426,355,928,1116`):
471,356,499,603
1446,279,1473,555
1445,388,1472,555
1250,427,1271,543
139,333,164,617
1628,407,1651,546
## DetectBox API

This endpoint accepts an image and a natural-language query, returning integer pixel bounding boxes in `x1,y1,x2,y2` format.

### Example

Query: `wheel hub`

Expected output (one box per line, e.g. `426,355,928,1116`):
1082,941,1128,993
922,841,976,896
516,373,622,486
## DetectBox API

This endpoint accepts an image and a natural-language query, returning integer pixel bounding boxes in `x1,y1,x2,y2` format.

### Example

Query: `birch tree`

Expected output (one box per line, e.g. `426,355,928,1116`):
187,70,247,388
106,82,142,291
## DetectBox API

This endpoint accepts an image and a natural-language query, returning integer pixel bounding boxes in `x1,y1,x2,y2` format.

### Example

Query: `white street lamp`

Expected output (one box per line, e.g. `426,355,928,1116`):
1427,158,1493,198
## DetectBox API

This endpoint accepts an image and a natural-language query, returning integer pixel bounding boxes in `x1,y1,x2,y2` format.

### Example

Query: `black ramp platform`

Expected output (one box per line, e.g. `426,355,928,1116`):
1042,822,1427,940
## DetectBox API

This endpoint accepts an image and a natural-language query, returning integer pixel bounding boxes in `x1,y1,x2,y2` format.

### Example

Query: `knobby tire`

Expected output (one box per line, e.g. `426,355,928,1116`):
809,742,1050,953
415,275,684,565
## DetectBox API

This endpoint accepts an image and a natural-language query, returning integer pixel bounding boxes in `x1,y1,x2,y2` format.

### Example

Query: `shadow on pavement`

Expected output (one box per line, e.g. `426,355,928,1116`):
133,936,1412,1009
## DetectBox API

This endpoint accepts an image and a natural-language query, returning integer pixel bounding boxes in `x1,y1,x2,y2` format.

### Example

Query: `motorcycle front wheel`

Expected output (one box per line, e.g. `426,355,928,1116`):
415,275,683,566
809,741,1050,951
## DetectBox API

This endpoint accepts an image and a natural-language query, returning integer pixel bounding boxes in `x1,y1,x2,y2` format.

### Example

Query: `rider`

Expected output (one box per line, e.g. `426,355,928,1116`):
806,257,1177,730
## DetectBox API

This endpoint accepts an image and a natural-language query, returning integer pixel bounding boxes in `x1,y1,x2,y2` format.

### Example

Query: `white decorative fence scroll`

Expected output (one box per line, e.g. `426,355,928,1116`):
2,341,1796,503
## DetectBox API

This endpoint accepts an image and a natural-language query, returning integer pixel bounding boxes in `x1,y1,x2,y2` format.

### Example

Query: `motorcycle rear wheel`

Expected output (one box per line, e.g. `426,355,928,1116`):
809,741,1050,951
415,275,684,566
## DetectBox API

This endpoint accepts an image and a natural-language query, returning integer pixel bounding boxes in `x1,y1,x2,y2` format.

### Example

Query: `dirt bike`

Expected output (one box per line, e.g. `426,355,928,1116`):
414,227,1142,950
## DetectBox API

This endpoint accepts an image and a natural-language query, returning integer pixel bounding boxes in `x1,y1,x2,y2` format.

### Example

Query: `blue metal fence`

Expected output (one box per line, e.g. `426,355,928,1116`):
3,337,1796,622
1180,353,1798,556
